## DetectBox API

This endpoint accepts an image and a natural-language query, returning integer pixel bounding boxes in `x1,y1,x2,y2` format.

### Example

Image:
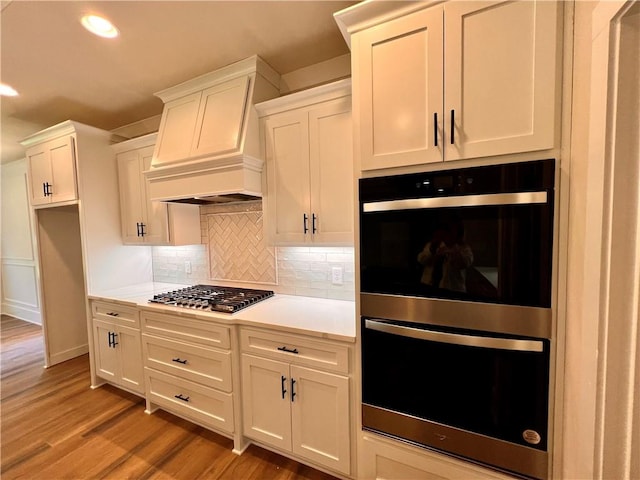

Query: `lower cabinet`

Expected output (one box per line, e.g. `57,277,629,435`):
141,311,235,435
240,328,352,476
359,432,515,480
91,302,144,395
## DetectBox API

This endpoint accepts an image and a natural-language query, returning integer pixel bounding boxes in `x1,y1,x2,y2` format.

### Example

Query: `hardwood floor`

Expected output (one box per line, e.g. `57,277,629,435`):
0,314,338,480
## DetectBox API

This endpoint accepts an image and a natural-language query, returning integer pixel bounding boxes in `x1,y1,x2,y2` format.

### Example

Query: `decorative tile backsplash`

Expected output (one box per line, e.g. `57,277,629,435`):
151,202,355,300
206,210,277,284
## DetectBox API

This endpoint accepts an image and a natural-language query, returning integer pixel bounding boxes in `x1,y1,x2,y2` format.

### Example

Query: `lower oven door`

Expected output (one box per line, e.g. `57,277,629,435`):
362,318,550,479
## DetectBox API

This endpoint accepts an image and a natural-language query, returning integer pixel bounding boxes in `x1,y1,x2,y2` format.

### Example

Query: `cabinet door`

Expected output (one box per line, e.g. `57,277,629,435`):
241,354,292,450
116,324,144,394
117,150,146,244
154,91,202,166
191,76,250,157
308,97,354,245
356,6,444,170
290,365,351,475
140,147,169,245
26,146,52,206
48,135,77,203
93,320,118,382
444,1,559,161
264,110,311,244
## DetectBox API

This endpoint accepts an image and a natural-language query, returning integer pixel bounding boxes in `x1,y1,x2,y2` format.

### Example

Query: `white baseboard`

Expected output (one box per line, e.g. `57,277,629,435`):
1,302,42,325
47,344,89,366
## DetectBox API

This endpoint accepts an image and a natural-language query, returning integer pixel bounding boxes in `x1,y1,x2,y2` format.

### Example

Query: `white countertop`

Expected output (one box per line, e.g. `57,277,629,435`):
88,282,356,342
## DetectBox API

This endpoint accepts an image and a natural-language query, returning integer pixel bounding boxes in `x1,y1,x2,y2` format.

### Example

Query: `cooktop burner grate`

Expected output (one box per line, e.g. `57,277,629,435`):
149,285,274,313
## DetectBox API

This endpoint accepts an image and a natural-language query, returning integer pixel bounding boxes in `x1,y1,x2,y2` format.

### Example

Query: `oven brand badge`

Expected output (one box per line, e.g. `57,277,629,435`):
522,429,541,445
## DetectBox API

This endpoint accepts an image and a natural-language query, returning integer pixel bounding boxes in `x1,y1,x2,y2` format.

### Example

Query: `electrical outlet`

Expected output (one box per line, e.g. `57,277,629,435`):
331,266,343,285
184,260,192,274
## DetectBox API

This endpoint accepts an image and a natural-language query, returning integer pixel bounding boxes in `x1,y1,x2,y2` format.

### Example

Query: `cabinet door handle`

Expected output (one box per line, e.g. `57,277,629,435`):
140,223,146,236
136,223,141,237
174,394,190,402
450,109,455,145
111,332,118,347
172,358,188,364
108,331,113,348
46,183,52,196
281,375,287,399
106,312,119,317
42,182,47,197
434,112,438,147
277,346,299,354
291,378,296,402
303,214,309,234
312,213,317,234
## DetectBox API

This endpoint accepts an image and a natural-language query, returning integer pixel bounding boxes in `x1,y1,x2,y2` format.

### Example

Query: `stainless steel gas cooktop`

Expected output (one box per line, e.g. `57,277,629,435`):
149,285,274,313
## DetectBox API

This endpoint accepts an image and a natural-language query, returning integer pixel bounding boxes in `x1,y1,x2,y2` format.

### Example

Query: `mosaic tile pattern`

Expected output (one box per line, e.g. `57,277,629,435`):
206,211,277,284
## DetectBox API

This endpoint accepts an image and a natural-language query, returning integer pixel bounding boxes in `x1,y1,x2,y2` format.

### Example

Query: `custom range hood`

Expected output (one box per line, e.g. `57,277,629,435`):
144,55,280,204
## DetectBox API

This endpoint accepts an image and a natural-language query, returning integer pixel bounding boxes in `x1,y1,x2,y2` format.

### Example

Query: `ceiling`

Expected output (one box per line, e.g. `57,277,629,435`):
0,0,357,164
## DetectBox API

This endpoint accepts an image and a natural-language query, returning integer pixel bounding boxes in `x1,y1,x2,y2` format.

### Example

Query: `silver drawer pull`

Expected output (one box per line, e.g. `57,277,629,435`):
172,357,188,364
174,394,190,402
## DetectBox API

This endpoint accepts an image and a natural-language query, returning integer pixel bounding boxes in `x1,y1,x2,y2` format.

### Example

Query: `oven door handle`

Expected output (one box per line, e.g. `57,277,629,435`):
365,319,543,352
362,191,548,213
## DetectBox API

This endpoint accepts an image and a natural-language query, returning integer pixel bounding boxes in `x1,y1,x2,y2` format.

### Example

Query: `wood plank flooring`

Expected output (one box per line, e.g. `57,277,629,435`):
0,315,338,480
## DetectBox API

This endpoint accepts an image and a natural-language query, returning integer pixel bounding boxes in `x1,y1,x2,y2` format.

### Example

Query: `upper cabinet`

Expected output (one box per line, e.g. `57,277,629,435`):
24,131,77,206
337,0,561,171
257,79,354,246
114,133,201,246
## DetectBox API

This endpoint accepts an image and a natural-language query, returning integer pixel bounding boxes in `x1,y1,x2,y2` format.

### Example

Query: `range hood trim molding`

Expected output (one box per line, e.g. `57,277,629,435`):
146,153,264,202
145,154,264,181
155,55,280,104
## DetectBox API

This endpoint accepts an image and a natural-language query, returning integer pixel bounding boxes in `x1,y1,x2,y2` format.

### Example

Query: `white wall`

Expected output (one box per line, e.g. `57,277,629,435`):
0,159,41,324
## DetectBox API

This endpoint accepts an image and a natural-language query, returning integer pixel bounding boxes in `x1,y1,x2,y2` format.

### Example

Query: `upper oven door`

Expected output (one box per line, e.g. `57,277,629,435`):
359,160,554,310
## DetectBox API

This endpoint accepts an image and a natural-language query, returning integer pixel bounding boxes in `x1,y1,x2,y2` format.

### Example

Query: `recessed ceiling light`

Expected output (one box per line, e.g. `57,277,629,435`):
81,14,119,38
0,83,18,97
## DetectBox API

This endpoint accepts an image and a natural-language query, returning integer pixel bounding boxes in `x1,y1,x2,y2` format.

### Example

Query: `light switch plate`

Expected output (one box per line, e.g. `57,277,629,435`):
184,260,192,274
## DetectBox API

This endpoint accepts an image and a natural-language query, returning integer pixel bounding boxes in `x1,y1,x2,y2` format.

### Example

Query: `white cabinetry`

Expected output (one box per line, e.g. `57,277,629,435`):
20,121,153,369
114,133,201,245
257,79,353,245
26,134,77,206
240,327,352,476
141,311,235,437
91,301,144,395
359,432,515,480
342,0,560,170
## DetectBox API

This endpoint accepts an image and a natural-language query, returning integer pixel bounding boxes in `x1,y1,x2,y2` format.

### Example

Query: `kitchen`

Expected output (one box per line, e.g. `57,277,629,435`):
1,1,639,480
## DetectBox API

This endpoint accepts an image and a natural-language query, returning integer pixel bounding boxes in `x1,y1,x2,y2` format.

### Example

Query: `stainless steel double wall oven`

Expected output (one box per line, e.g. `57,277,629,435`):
359,159,555,479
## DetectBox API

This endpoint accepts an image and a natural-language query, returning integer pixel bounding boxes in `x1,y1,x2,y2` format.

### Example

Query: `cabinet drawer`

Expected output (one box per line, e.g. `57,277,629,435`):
240,328,349,374
141,311,230,349
91,301,140,328
145,368,234,434
142,334,232,392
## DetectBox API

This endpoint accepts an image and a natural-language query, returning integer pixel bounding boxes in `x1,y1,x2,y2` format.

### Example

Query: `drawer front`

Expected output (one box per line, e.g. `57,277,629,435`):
141,311,230,349
92,301,140,328
143,334,232,392
145,368,234,434
240,328,350,374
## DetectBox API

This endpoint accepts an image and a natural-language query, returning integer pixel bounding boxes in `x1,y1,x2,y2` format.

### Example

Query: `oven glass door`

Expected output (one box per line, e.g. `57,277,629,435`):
362,318,550,450
360,197,553,308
